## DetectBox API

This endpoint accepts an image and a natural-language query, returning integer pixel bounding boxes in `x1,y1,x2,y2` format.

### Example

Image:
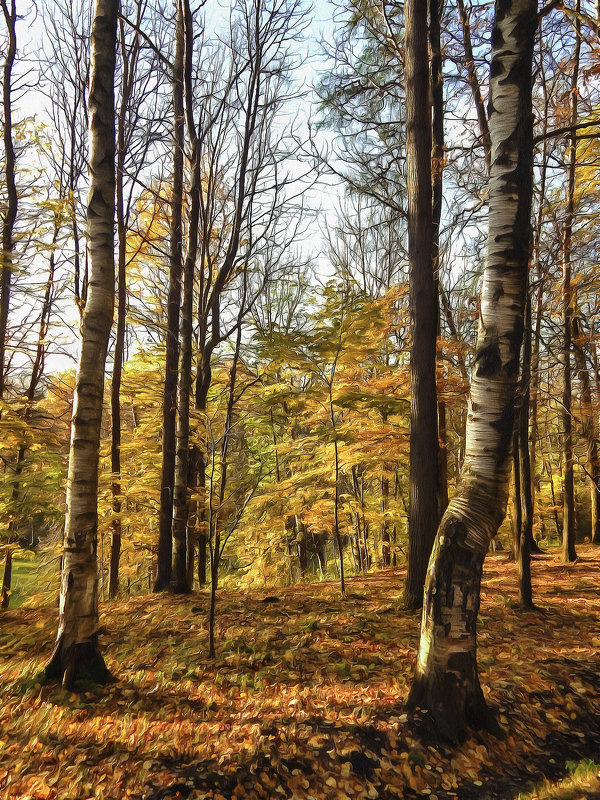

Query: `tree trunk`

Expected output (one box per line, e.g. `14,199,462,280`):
561,0,580,564
404,0,439,610
528,70,548,555
45,0,117,688
155,5,185,591
457,0,491,168
431,0,448,522
109,17,133,601
511,421,522,562
572,317,600,546
172,0,200,593
518,288,534,609
0,0,17,398
381,472,391,567
1,547,12,610
408,0,537,741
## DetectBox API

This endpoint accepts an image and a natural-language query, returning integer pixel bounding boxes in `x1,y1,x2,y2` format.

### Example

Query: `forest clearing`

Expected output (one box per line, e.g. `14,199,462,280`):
1,547,599,800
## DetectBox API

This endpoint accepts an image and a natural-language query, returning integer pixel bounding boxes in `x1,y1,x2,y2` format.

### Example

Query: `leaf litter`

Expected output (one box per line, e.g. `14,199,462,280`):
1,547,599,800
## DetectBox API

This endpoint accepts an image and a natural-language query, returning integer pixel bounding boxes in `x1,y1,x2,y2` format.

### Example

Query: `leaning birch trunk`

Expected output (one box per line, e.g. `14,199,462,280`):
407,0,536,742
45,0,117,688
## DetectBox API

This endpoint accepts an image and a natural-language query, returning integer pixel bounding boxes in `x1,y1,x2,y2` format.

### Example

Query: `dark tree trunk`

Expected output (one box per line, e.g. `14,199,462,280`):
592,343,600,544
457,0,491,168
528,78,548,557
109,17,134,601
1,548,12,610
408,0,537,742
518,289,534,609
561,0,580,564
404,0,439,610
572,317,600,546
431,0,448,522
172,0,201,593
381,472,391,567
155,5,185,591
0,0,17,398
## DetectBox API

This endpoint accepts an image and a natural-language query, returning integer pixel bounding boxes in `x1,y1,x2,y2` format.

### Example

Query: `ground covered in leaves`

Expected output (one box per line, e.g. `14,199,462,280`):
1,546,600,800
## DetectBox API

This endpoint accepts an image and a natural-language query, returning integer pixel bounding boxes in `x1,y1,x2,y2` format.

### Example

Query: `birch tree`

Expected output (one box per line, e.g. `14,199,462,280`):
45,0,118,687
407,0,537,741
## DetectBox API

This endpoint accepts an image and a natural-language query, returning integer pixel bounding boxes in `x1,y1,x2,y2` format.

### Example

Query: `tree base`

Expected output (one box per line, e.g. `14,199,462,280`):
170,580,192,595
407,670,500,745
44,637,111,690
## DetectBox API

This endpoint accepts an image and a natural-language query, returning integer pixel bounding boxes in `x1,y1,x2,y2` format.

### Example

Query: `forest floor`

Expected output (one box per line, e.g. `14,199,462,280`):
1,546,600,800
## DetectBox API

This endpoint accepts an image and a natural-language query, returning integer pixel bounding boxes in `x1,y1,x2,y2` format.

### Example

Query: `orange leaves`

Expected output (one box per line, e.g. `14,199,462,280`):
2,547,600,798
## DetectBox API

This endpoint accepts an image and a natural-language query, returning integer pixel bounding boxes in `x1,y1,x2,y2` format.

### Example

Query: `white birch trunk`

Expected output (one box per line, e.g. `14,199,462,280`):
45,0,117,688
407,0,537,742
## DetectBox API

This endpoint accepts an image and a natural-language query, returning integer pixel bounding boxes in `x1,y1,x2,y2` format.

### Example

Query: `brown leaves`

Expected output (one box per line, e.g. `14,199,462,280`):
1,548,600,799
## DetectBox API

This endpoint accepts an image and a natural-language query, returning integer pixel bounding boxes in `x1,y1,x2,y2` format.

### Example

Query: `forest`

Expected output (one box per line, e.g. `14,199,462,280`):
1,0,600,798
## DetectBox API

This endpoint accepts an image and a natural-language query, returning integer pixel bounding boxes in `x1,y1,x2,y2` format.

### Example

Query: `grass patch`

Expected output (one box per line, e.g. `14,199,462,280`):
5,552,38,609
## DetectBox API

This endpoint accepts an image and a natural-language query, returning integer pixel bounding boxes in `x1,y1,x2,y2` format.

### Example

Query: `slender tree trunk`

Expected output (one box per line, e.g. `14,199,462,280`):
511,422,522,562
1,547,11,610
572,317,600,545
45,0,117,688
208,318,243,657
109,17,133,601
518,288,534,609
332,424,345,594
0,0,17,398
528,71,548,554
593,342,600,544
404,0,439,610
408,0,537,741
172,0,200,593
381,471,391,567
561,1,580,564
431,0,448,521
457,0,491,168
155,6,185,590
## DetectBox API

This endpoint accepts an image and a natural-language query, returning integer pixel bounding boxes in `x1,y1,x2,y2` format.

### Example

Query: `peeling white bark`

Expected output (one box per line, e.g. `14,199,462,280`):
46,0,117,687
409,0,537,740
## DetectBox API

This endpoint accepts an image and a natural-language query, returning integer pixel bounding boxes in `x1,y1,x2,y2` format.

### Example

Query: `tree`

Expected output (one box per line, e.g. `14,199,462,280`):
154,0,184,591
0,0,16,399
0,0,17,609
45,0,118,687
560,0,581,563
408,0,537,741
403,0,439,610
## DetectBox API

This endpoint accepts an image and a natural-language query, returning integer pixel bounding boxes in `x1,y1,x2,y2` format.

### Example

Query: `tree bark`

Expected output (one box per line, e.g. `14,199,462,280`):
572,317,600,545
430,0,448,522
560,0,581,564
155,5,185,591
45,0,117,688
0,0,17,398
404,0,439,610
1,547,11,610
457,0,491,168
109,17,135,601
518,288,534,609
172,0,200,593
408,0,537,741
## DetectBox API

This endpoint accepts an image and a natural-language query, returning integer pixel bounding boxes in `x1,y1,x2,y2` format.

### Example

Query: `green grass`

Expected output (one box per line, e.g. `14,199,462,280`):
6,553,38,608
517,759,600,800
